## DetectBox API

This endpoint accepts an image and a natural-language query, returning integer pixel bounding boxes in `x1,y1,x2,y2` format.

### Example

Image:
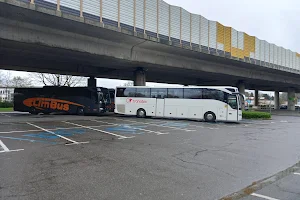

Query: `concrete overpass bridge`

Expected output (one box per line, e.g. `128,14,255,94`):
1,0,300,109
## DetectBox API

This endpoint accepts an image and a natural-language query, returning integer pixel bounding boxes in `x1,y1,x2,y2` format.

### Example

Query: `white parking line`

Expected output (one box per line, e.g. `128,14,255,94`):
0,125,116,134
91,120,169,135
0,139,10,151
251,193,280,200
0,140,24,153
0,113,11,118
63,121,134,140
188,124,219,130
113,118,196,132
294,172,300,176
26,122,89,145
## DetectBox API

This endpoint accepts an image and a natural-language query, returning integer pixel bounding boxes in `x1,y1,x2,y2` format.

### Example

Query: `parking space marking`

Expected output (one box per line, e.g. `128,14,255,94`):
63,121,134,140
188,124,219,130
91,120,169,135
0,139,10,151
114,118,196,132
0,136,57,144
0,125,116,134
0,113,11,118
0,139,24,153
251,193,280,200
27,122,89,145
294,172,300,176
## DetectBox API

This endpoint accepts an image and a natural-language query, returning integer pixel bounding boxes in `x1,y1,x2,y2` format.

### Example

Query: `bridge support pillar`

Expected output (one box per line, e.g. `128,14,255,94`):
236,81,245,110
255,90,259,106
237,81,245,95
288,88,295,111
88,77,96,88
134,68,146,86
274,91,280,110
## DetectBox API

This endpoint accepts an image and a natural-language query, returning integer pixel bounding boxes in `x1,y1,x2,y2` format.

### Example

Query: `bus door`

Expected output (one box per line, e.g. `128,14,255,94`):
227,94,239,121
156,99,165,117
153,89,166,117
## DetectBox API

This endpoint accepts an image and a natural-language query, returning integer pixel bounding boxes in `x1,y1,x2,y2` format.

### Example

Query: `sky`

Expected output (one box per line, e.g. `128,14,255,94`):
165,0,300,53
2,0,299,90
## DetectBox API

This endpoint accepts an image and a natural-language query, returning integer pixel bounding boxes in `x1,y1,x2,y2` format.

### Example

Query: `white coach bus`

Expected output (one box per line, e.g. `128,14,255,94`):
115,86,243,122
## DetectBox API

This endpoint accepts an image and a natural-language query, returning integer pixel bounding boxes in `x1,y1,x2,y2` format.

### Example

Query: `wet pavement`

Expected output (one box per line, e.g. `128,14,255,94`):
1,113,300,200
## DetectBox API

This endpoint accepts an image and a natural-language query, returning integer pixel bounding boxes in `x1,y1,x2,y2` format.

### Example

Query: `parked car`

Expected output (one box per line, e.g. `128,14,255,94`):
280,105,288,109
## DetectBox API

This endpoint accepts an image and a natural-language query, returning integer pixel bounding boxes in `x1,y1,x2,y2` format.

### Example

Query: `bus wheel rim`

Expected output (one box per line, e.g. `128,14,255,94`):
207,114,214,120
139,110,145,116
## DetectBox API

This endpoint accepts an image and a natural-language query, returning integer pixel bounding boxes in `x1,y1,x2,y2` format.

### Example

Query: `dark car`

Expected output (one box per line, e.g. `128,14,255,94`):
280,105,288,109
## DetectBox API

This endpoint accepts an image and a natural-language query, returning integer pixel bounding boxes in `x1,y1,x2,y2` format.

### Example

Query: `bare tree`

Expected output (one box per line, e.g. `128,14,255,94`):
0,71,12,88
10,76,32,88
31,73,86,87
280,92,288,104
0,71,3,86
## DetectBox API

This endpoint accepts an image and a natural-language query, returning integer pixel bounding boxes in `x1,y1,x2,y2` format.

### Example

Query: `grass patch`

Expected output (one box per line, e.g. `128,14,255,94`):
0,107,13,112
243,111,271,119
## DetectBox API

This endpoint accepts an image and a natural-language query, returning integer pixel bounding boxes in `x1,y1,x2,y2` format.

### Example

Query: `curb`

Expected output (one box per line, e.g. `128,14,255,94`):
219,161,300,200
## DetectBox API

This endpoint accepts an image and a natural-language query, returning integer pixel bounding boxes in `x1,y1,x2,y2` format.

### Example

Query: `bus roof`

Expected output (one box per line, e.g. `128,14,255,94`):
116,86,239,94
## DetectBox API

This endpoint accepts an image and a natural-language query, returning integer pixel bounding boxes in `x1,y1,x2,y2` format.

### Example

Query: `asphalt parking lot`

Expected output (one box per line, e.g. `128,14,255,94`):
1,113,300,200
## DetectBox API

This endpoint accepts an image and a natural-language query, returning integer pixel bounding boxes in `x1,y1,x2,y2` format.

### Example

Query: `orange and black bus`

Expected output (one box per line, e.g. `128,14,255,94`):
105,88,115,112
14,86,111,115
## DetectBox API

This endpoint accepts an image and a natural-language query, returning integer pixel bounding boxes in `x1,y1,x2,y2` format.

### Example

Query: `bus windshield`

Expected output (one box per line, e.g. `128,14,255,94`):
228,95,238,110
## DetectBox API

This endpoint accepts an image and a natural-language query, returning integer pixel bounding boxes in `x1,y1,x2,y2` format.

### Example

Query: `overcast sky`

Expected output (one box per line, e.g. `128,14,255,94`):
165,0,300,52
2,0,299,89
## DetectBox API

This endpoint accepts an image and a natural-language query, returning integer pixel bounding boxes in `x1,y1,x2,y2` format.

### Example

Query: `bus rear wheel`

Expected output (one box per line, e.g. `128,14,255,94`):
204,112,216,122
137,108,146,118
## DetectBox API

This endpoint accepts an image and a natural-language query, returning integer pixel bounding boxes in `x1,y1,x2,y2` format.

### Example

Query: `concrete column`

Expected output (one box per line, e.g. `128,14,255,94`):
236,81,245,110
255,90,259,106
88,77,96,88
288,88,296,111
237,81,245,95
134,67,146,86
274,91,280,110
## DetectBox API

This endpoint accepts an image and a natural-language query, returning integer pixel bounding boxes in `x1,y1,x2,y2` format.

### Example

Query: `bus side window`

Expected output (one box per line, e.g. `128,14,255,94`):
151,88,167,99
167,89,183,98
136,88,150,97
184,88,202,99
116,88,136,97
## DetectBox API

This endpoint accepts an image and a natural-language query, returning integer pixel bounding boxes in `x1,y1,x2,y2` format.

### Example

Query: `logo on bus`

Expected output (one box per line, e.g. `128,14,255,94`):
126,98,147,104
23,98,84,111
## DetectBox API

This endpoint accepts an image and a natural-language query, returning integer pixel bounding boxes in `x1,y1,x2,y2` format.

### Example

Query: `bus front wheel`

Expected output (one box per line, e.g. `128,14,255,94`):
29,107,38,115
77,107,84,116
204,112,216,122
137,109,146,118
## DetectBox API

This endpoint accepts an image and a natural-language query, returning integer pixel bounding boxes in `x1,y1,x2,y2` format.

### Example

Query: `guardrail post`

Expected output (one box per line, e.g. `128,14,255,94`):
100,0,104,27
57,0,60,11
80,0,83,18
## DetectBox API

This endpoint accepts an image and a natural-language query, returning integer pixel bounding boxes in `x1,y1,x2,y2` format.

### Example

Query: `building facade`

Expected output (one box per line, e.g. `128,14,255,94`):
0,87,14,102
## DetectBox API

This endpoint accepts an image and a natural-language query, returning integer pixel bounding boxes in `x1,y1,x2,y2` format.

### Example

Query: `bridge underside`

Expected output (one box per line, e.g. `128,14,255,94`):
0,39,293,92
1,1,300,92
